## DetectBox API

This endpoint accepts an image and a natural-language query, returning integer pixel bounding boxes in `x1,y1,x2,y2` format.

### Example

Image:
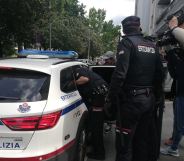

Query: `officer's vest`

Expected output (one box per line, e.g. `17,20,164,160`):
123,35,158,87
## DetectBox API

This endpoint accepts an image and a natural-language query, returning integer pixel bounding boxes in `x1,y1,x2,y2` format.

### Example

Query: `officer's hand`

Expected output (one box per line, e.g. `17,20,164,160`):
169,16,178,29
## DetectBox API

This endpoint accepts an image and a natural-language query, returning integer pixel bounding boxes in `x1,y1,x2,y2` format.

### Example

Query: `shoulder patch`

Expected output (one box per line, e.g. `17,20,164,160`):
119,50,125,55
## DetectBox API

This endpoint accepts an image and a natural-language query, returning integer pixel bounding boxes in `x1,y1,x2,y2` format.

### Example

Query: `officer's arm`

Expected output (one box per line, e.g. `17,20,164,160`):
75,76,89,85
154,51,165,103
172,28,184,48
109,41,131,96
74,68,90,85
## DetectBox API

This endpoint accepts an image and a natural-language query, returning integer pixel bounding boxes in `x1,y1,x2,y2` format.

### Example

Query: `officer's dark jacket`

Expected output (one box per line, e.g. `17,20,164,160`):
110,32,164,98
167,48,184,96
75,67,107,97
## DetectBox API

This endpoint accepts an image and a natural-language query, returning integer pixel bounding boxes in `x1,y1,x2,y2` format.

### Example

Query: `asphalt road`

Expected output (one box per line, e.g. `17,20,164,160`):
88,101,184,161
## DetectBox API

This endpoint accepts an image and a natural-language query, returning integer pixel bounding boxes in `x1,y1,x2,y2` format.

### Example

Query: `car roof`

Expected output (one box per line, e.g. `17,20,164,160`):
0,58,81,74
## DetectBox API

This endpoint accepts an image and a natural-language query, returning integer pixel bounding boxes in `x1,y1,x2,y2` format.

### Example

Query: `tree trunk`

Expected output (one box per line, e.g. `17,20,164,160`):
18,42,23,52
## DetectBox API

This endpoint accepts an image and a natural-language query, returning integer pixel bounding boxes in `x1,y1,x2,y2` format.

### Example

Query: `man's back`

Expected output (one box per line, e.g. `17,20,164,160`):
111,34,163,94
108,16,164,161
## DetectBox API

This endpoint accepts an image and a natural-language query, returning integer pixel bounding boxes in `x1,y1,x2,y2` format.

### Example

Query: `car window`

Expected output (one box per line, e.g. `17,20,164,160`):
0,68,50,102
60,67,77,93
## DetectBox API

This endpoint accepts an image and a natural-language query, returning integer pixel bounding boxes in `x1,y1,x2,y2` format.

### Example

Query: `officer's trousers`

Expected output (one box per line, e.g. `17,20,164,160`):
171,96,184,150
85,94,106,159
115,92,157,161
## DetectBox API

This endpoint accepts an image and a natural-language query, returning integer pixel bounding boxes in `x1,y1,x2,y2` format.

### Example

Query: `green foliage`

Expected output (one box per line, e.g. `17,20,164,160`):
0,0,121,58
0,0,47,54
88,8,106,33
41,15,89,55
102,20,121,52
87,8,121,57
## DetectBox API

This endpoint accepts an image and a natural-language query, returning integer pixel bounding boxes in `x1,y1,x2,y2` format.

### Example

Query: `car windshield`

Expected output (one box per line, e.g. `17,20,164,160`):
0,68,50,102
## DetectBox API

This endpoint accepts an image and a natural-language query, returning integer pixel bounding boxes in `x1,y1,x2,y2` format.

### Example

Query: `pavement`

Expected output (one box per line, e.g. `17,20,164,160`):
159,101,184,161
88,101,184,161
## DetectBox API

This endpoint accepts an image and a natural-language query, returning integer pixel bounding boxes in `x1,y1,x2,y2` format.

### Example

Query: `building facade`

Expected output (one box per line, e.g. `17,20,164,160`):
135,0,151,34
135,0,184,35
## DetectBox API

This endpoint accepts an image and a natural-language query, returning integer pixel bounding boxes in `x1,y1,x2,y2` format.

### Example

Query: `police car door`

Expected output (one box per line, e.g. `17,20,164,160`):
60,66,87,143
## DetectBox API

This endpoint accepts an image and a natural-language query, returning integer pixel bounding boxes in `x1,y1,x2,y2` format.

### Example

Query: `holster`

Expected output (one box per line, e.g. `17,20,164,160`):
92,84,109,95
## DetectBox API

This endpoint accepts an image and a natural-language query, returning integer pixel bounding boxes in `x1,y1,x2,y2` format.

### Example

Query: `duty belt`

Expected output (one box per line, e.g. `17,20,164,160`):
129,88,152,96
92,84,109,95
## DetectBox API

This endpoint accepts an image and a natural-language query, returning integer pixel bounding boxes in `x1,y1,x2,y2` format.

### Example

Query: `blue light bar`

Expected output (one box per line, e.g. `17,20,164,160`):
18,49,78,59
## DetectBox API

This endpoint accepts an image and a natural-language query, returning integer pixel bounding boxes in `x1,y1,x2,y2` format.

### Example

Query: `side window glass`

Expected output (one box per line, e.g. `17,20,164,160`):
60,67,76,93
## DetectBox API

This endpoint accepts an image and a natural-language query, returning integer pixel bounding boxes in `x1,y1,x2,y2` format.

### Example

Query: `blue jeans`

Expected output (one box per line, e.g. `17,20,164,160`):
171,96,184,150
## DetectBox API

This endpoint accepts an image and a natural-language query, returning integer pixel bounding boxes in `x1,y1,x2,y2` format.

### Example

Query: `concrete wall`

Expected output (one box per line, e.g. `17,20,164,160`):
135,0,152,34
154,0,184,34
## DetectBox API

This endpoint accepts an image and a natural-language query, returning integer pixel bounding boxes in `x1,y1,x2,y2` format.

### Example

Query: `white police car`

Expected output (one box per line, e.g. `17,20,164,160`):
0,50,88,161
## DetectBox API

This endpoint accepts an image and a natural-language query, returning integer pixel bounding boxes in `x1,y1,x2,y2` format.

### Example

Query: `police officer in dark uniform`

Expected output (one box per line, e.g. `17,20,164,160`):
74,66,108,160
108,16,164,161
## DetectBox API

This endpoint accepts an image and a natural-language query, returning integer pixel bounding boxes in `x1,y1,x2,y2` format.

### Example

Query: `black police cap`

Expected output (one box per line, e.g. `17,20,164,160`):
121,16,140,27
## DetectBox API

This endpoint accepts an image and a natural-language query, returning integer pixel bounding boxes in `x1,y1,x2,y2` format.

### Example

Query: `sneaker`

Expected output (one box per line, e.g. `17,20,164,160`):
164,138,173,146
160,147,179,157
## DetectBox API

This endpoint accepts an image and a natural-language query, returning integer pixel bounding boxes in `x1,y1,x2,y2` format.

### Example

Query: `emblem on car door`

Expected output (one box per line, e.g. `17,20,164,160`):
18,103,31,113
73,109,82,118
